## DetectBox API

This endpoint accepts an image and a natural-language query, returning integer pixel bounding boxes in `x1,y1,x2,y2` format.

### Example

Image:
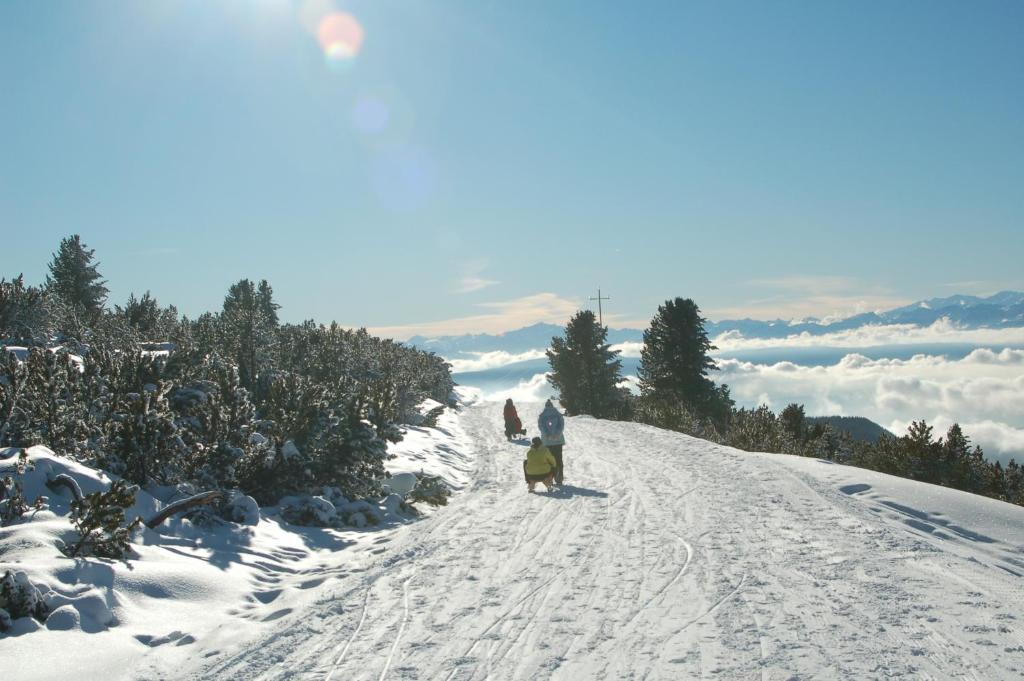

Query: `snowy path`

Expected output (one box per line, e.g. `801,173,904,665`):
197,404,1024,680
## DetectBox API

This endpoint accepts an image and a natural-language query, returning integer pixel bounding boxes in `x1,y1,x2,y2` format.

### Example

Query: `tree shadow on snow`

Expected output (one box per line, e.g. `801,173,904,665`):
543,485,608,500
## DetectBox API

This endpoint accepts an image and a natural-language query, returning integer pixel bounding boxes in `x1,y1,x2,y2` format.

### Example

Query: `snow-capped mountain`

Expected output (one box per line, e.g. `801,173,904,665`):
407,291,1024,356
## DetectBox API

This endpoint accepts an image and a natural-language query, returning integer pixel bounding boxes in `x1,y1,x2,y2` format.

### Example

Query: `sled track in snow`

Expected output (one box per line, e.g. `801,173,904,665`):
378,571,416,681
324,581,372,681
190,404,1024,681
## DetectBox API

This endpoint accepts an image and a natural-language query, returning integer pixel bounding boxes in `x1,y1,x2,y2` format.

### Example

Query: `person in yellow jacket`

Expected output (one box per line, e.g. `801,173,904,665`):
523,437,557,493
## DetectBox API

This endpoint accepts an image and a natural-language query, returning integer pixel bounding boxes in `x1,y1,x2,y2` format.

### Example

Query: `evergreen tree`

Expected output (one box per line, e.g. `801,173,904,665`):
221,279,279,388
115,291,179,339
638,298,730,422
780,403,807,442
45,235,109,321
546,310,626,418
0,276,58,345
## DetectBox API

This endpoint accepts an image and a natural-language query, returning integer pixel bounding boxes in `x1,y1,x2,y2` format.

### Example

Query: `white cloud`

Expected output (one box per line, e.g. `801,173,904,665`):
713,318,1024,352
454,261,499,294
476,372,553,404
448,350,547,373
368,292,581,340
609,341,643,357
456,275,500,294
714,351,1024,464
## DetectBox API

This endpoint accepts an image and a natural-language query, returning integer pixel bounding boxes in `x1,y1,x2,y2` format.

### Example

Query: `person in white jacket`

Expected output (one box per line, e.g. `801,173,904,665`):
538,399,566,485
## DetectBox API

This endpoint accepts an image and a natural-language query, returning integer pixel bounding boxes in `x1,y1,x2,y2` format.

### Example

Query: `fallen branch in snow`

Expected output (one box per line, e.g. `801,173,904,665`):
46,473,83,502
145,491,222,529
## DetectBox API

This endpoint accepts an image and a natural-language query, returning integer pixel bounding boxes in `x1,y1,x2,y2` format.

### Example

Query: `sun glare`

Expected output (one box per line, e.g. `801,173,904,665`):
316,12,364,65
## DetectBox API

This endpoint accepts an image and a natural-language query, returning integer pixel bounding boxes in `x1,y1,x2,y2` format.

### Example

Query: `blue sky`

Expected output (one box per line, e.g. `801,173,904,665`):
2,0,1022,338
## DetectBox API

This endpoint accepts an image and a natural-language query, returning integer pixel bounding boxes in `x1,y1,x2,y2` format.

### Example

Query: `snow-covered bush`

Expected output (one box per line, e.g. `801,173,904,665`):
225,490,260,525
337,498,383,526
280,495,337,527
101,382,186,486
420,404,445,428
0,570,49,631
66,479,143,559
2,244,458,513
0,449,41,524
382,472,417,498
408,474,451,507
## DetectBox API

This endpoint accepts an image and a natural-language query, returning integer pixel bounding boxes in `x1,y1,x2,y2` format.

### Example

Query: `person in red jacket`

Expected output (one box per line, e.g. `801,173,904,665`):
503,398,527,440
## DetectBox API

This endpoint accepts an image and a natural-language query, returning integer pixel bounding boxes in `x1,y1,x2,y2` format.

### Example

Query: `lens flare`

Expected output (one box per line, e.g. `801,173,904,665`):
352,96,391,134
317,12,364,64
371,147,436,212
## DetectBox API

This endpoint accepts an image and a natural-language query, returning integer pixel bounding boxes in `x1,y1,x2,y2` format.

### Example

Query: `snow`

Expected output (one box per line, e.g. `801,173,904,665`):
191,405,1024,680
0,401,474,681
4,402,1024,679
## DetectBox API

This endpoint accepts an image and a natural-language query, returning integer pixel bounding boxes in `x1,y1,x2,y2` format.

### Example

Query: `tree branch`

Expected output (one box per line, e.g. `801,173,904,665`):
46,473,83,502
144,491,221,529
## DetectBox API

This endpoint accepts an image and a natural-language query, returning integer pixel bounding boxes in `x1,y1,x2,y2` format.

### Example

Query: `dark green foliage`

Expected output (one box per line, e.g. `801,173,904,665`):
1,237,455,511
779,403,806,441
647,397,1023,507
0,350,29,447
45,234,109,323
547,310,628,418
103,384,185,486
639,298,717,400
308,419,390,501
637,298,734,428
221,279,279,389
409,474,450,506
846,420,1020,502
114,292,179,339
67,479,142,559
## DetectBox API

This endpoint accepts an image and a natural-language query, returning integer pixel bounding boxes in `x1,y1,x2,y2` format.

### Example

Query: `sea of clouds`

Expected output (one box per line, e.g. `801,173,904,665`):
453,320,1024,466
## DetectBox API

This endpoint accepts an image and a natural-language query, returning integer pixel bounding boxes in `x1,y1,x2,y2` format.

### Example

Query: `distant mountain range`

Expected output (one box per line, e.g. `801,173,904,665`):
707,290,1024,341
407,291,1024,357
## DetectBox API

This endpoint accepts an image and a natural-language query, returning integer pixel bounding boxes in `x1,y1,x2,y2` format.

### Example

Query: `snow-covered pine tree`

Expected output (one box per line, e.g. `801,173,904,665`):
173,356,257,491
66,479,142,559
19,347,87,455
546,310,627,418
0,450,37,525
235,370,323,502
301,405,389,501
0,275,59,346
0,350,29,447
103,382,186,486
114,291,179,340
221,279,279,389
45,235,109,324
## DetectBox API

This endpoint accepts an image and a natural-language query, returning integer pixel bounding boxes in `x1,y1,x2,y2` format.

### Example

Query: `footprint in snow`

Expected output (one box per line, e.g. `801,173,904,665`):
262,608,293,622
252,589,283,604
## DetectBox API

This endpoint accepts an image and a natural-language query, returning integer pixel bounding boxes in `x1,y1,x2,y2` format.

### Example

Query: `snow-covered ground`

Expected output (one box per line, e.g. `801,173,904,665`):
198,404,1024,680
5,402,1024,679
0,405,474,681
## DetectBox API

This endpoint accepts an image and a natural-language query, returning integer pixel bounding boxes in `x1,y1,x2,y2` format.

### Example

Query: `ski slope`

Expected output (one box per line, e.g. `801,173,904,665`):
196,403,1024,680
